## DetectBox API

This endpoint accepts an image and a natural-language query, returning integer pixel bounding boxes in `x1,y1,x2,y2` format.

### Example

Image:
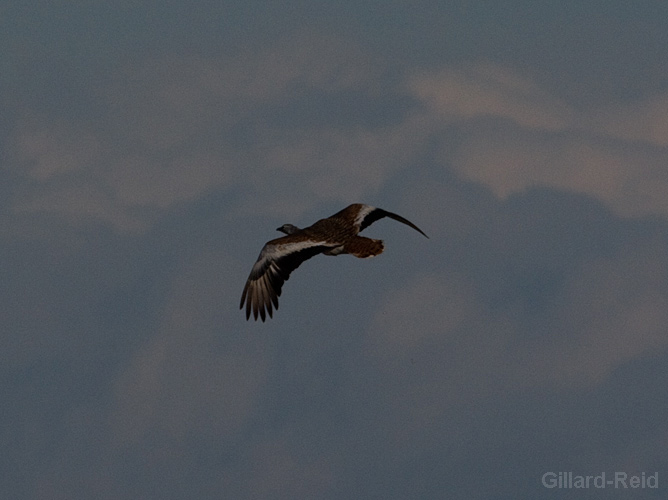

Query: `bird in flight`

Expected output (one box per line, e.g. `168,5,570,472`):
240,203,428,321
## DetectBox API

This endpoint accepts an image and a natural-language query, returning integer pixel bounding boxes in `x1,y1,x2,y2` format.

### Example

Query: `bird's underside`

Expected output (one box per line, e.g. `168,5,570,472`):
240,203,428,321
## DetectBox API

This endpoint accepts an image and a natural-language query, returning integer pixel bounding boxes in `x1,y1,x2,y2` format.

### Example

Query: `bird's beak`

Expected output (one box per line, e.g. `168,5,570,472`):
276,226,282,232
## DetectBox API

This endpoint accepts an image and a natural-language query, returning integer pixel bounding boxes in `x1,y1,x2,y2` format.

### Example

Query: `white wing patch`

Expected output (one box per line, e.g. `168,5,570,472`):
353,204,376,230
252,239,331,272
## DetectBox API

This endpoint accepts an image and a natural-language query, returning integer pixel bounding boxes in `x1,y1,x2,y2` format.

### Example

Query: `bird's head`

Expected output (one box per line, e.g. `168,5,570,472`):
276,224,301,235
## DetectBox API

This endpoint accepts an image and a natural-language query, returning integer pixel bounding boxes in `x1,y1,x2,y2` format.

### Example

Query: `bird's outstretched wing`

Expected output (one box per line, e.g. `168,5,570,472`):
357,206,428,238
240,236,335,321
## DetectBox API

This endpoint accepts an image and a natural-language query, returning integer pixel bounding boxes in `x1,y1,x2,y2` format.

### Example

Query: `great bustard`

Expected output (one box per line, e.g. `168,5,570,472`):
240,203,428,321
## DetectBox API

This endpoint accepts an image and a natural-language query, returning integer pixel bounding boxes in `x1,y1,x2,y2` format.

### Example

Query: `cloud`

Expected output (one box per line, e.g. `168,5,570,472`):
241,437,335,499
6,34,431,232
410,63,668,219
9,37,668,235
111,248,266,446
358,192,668,396
592,92,668,147
409,63,575,131
4,16,668,498
451,126,668,217
10,115,101,181
527,241,668,386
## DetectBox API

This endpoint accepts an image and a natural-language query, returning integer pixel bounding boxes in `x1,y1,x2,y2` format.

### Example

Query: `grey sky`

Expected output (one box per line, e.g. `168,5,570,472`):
3,1,668,499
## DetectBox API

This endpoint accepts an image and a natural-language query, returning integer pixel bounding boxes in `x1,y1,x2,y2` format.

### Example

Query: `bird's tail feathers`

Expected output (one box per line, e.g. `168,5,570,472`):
345,237,384,258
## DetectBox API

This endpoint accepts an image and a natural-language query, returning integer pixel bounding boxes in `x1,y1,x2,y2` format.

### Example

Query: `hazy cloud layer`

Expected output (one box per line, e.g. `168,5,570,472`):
10,49,668,236
4,2,668,499
412,64,668,218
